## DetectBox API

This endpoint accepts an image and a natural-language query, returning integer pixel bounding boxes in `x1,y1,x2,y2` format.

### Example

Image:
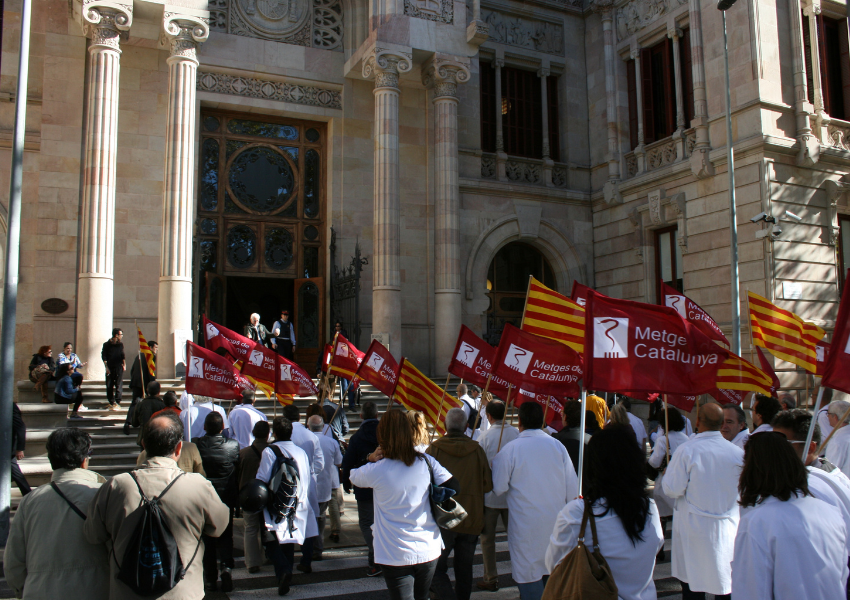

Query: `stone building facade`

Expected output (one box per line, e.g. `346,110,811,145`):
0,0,847,394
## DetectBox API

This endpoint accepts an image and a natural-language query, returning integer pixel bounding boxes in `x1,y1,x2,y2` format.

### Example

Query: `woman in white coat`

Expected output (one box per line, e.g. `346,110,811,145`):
648,406,690,557
732,431,848,600
546,425,664,600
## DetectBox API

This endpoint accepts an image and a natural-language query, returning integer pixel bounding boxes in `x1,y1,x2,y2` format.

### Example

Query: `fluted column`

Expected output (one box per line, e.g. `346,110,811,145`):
804,1,827,140
631,48,646,173
76,4,131,381
363,46,412,359
790,0,820,165
157,15,209,378
494,58,507,181
687,0,715,178
590,0,621,204
669,28,686,161
423,57,470,375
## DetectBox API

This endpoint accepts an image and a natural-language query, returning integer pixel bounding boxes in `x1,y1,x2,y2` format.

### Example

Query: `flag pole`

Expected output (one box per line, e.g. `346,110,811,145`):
135,321,145,398
577,386,587,495
324,375,345,436
497,385,514,452
805,372,809,410
431,373,452,443
802,386,827,464
542,395,552,430
320,332,341,405
746,294,756,365
815,401,850,456
663,394,671,467
383,358,404,416
470,375,492,435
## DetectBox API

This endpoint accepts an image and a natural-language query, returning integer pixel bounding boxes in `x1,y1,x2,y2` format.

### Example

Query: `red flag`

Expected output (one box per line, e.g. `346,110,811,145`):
514,388,565,431
446,326,512,399
186,341,254,400
203,316,255,362
320,344,332,373
275,355,319,397
330,335,365,385
822,272,850,394
585,290,729,395
571,281,593,308
493,323,582,397
710,388,747,405
816,340,831,377
354,340,401,398
241,342,276,384
665,394,699,412
756,347,781,393
660,281,729,347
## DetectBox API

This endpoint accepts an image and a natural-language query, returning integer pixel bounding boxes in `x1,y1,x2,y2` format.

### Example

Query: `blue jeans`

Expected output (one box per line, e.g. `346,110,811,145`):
357,498,375,567
263,539,295,580
517,576,549,600
381,559,438,600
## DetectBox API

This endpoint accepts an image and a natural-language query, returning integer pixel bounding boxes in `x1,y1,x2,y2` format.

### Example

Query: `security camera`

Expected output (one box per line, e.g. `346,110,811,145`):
783,210,803,222
717,0,738,9
771,224,782,237
750,212,777,224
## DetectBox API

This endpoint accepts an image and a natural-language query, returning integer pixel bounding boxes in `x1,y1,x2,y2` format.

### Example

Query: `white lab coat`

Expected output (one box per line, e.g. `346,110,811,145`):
732,495,847,600
290,422,324,538
730,428,749,450
256,441,313,545
180,401,230,441
806,469,850,557
751,423,773,434
492,429,578,584
648,430,689,518
477,422,519,509
819,406,834,441
313,431,342,502
627,412,647,446
545,498,664,600
662,431,743,596
228,404,267,449
826,426,850,478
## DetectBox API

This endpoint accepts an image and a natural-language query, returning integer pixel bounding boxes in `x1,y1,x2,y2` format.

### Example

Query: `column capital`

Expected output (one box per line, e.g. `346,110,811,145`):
588,0,615,20
803,0,821,16
161,11,210,62
363,46,413,90
494,58,505,69
422,56,471,99
630,47,640,60
73,0,133,50
537,67,550,78
667,26,683,40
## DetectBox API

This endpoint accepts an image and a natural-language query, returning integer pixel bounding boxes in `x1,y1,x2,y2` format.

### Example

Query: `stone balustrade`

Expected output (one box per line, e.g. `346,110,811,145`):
480,152,569,188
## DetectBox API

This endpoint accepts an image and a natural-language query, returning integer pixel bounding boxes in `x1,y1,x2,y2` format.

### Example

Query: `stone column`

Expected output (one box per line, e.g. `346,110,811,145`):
539,66,555,186
687,0,715,178
494,58,508,181
669,28,686,161
590,0,621,204
790,0,820,165
157,14,209,378
423,57,470,375
631,48,646,172
76,3,132,382
804,2,826,138
363,46,412,359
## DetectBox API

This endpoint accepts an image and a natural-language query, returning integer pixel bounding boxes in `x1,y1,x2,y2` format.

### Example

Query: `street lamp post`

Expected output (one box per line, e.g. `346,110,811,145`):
718,0,741,356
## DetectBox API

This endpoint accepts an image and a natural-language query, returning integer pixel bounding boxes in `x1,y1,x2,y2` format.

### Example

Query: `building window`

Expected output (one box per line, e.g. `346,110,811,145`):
840,214,850,288
803,14,850,121
480,63,560,160
626,33,694,150
656,225,683,302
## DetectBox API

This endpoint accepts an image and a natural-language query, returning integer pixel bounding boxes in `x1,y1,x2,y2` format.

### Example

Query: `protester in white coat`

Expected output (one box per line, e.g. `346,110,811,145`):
721,404,750,450
732,431,848,600
826,400,850,477
309,415,343,559
492,402,578,600
648,407,690,519
181,396,230,441
255,416,313,596
228,390,268,449
662,403,744,600
547,426,664,600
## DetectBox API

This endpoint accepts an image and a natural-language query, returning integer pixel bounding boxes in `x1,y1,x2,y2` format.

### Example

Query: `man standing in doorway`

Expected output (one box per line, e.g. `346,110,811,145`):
101,328,125,411
273,309,296,360
245,313,272,347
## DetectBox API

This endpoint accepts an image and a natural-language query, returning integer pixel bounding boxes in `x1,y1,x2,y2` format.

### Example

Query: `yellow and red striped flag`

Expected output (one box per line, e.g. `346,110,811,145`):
394,359,463,436
521,277,585,354
715,353,776,399
137,325,156,377
748,291,825,373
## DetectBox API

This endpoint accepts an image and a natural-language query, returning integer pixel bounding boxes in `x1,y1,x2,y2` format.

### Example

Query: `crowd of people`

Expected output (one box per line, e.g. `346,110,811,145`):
13,342,850,600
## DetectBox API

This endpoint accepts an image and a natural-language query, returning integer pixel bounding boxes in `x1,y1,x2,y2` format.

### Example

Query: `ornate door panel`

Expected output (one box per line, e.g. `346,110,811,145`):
294,277,323,374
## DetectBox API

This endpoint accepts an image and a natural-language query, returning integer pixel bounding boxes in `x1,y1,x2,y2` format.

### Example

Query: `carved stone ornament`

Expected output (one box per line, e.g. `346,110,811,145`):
214,0,343,50
404,0,453,24
670,192,688,253
75,0,133,48
422,58,471,99
588,0,615,16
197,71,342,109
481,9,565,57
689,146,714,179
603,179,622,205
161,13,210,60
824,179,850,246
363,48,413,90
797,132,821,167
467,20,490,46
648,188,666,225
615,0,687,42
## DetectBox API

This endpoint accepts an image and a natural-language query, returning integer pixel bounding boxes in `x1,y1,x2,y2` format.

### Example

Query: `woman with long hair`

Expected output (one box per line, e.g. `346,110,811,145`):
28,345,55,403
407,410,430,452
732,432,847,599
349,410,457,600
546,425,664,600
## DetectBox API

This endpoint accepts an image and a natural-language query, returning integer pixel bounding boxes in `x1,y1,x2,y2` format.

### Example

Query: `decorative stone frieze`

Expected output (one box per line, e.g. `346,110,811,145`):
615,0,686,41
481,9,565,56
648,189,666,226
404,0,453,23
197,71,342,109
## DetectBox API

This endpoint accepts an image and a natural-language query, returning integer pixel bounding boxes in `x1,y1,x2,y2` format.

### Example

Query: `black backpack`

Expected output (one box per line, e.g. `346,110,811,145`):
267,445,301,536
114,471,201,596
461,398,479,432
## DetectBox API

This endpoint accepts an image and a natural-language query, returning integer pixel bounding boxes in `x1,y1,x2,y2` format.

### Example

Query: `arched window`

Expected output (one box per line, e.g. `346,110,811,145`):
484,242,555,345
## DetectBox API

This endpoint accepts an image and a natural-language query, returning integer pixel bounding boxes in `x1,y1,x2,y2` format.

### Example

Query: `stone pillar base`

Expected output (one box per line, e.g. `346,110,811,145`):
77,275,114,381
373,287,401,360
434,290,462,377
157,277,193,379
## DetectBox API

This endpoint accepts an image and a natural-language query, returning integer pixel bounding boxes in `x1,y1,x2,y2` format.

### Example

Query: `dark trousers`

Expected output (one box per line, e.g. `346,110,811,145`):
56,391,84,412
431,529,478,600
11,458,31,495
203,507,234,581
277,341,294,360
381,559,439,600
125,395,140,425
357,498,375,567
680,581,730,600
105,367,123,405
264,538,295,580
300,535,315,566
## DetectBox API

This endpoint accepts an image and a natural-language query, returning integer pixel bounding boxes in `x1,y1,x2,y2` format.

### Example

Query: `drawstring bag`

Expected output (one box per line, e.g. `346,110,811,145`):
542,500,618,600
423,455,468,530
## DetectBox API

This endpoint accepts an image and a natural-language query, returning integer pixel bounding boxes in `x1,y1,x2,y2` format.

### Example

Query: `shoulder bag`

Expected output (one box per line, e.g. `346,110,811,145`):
423,455,467,530
542,500,618,600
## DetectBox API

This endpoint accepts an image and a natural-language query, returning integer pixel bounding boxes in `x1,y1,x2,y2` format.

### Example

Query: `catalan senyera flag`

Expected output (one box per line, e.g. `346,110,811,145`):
137,325,156,377
522,277,585,354
245,374,277,401
715,353,776,399
748,292,826,373
394,359,463,436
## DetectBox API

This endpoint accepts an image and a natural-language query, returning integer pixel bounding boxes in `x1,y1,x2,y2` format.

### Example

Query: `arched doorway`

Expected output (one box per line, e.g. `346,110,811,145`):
484,242,556,345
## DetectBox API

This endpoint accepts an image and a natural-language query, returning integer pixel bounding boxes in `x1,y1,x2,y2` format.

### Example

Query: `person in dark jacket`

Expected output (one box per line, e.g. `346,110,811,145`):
194,411,240,592
125,341,156,435
54,364,85,418
238,420,270,574
28,346,55,403
100,328,124,410
132,381,164,446
553,401,592,472
340,400,380,575
11,403,31,495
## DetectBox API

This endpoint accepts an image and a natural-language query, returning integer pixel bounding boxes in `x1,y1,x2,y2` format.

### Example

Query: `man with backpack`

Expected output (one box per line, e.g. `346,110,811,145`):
256,416,313,596
85,412,229,599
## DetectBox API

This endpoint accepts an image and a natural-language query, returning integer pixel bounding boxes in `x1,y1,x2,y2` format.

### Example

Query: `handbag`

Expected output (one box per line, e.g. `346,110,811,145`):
542,500,618,600
423,455,467,530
